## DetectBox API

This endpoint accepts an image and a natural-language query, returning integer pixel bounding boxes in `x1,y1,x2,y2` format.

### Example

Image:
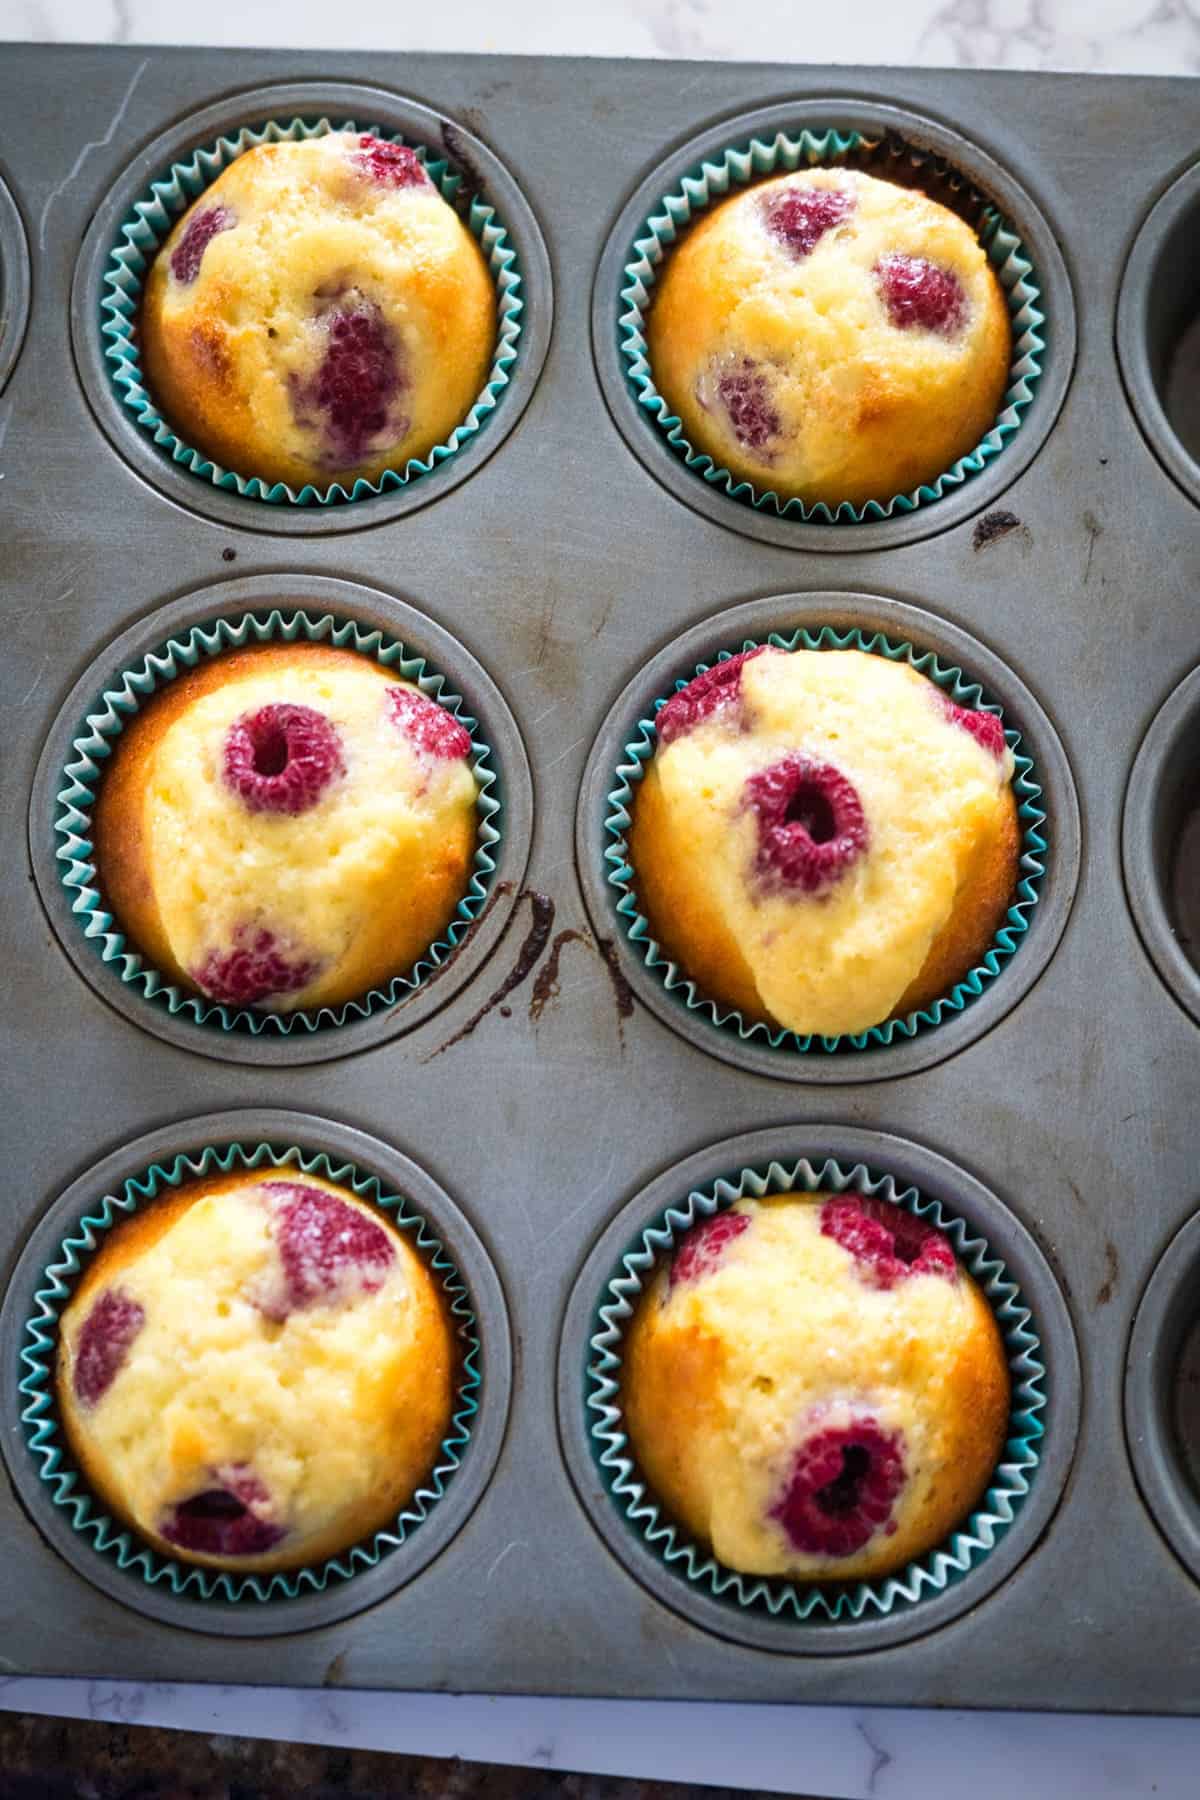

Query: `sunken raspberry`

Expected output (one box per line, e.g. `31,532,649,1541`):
715,359,780,453
771,1419,906,1557
73,1289,145,1407
170,205,236,284
292,300,407,467
264,1182,395,1316
762,184,855,259
223,703,344,815
670,1210,750,1289
656,647,776,747
193,926,319,1008
820,1194,957,1290
876,253,966,335
352,134,432,189
161,1465,285,1558
745,755,868,894
386,684,472,760
939,693,1007,760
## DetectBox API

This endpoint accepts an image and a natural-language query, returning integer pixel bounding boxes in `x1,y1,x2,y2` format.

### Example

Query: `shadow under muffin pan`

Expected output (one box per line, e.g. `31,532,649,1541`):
576,590,1081,1084
1122,662,1200,1028
557,1124,1079,1655
0,1109,512,1637
0,165,31,394
1118,157,1200,512
28,573,534,1066
71,79,553,536
593,97,1075,552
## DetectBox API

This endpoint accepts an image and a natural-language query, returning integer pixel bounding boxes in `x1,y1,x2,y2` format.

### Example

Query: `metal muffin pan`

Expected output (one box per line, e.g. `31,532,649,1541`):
1118,156,1200,514
1,44,1200,1710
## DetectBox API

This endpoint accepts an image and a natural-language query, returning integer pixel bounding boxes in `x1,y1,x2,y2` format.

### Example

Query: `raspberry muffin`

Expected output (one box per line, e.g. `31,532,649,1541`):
628,646,1018,1038
623,1193,1010,1581
140,133,496,489
94,641,478,1014
646,169,1011,508
56,1170,455,1571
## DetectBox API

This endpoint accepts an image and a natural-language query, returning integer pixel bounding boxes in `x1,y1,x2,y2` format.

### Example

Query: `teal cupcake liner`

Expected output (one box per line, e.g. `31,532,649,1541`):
101,115,523,506
620,128,1045,524
586,1155,1046,1626
605,625,1046,1056
54,607,501,1037
18,1138,481,1605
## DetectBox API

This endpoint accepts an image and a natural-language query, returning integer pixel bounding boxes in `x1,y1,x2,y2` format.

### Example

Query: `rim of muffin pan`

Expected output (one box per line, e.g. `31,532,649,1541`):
0,1109,513,1637
1122,660,1200,1028
0,165,31,394
1117,157,1200,513
556,1124,1080,1656
574,590,1081,1085
28,572,534,1066
1125,1208,1200,1587
69,80,553,536
591,96,1075,552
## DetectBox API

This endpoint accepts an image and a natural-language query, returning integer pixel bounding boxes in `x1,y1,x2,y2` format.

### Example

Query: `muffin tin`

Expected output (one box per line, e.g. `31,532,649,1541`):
2,44,1199,1711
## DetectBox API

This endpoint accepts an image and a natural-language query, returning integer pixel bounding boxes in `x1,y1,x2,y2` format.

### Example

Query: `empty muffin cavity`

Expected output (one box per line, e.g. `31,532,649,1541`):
1119,159,1200,510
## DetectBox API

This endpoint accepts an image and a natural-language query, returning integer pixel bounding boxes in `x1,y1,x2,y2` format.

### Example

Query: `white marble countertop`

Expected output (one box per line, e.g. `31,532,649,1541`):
1,6,1197,1795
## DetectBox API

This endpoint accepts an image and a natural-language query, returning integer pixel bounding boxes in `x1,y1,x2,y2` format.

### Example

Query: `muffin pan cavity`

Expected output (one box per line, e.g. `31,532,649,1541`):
557,1125,1079,1654
1122,663,1200,1027
593,98,1074,551
29,574,534,1065
1118,159,1200,511
0,1110,513,1637
576,590,1080,1083
1125,1211,1200,1586
0,167,30,394
71,81,552,535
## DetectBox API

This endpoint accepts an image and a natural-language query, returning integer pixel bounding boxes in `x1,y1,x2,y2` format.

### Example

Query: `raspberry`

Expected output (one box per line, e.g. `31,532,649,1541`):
820,1194,957,1289
771,1419,906,1557
73,1288,145,1407
762,185,855,259
670,1210,750,1288
193,926,319,1008
263,1182,395,1317
223,703,344,815
656,647,774,747
386,684,472,760
161,1465,285,1558
716,360,780,453
293,300,407,467
352,134,432,189
875,254,966,335
745,755,868,893
170,205,236,283
939,693,1007,760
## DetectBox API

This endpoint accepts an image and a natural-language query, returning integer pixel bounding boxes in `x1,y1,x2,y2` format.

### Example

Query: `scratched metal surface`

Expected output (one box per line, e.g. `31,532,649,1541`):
1,45,1199,1709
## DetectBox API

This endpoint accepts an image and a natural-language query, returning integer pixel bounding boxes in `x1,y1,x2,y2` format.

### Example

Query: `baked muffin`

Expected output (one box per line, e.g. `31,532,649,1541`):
94,641,478,1013
57,1169,455,1571
646,168,1011,508
628,646,1019,1038
140,133,496,489
623,1192,1010,1581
